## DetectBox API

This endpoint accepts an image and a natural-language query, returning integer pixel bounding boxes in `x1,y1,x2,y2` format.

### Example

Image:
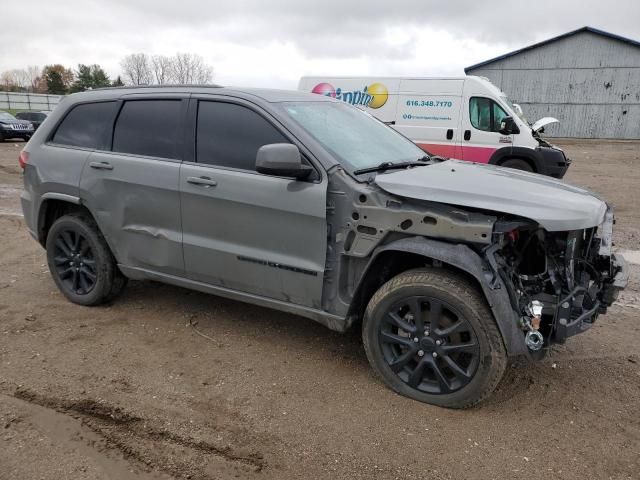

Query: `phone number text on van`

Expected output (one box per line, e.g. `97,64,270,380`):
405,100,453,108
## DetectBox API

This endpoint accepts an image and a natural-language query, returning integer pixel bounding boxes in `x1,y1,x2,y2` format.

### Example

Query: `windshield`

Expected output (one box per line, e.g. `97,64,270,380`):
0,112,16,122
499,94,528,124
279,101,426,173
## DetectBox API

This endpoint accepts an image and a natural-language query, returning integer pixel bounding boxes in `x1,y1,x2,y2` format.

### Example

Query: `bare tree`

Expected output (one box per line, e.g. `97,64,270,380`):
151,55,173,85
170,53,213,84
0,71,14,91
120,53,152,85
26,65,41,92
0,69,29,91
16,69,32,89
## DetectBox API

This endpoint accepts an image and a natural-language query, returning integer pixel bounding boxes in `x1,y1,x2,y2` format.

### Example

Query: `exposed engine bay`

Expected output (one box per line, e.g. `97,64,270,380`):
487,209,628,352
321,163,628,358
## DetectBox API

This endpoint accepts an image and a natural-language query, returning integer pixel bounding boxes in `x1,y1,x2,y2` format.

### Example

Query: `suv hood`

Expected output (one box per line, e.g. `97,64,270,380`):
374,160,607,231
531,117,559,133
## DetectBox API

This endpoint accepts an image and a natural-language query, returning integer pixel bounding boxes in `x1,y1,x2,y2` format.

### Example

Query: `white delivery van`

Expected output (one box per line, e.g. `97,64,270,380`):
298,76,570,177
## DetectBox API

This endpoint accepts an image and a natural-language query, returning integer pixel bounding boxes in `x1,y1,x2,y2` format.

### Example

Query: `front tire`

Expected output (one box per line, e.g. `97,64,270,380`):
46,214,127,306
362,269,506,408
500,158,534,172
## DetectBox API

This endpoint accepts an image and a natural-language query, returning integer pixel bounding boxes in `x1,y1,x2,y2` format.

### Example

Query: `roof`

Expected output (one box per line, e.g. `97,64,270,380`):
465,26,640,72
78,85,332,103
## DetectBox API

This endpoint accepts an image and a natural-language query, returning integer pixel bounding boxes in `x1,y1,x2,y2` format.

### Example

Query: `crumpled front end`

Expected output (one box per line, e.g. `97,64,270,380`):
486,206,629,353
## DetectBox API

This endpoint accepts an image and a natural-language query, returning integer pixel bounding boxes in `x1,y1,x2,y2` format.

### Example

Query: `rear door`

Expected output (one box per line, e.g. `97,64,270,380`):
179,97,327,308
394,79,463,159
79,96,187,276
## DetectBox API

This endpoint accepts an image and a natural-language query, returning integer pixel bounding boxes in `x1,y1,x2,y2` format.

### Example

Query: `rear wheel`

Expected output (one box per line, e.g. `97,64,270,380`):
362,269,507,408
46,214,127,306
500,158,534,172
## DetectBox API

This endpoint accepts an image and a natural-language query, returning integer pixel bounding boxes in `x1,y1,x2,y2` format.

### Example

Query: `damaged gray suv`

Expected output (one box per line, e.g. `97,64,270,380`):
20,86,628,408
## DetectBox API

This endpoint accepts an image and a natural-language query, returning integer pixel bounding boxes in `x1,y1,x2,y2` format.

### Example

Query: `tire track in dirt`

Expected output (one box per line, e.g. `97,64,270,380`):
9,388,267,479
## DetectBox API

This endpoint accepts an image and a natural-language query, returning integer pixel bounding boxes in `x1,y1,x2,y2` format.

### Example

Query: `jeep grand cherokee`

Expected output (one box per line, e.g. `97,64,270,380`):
19,86,628,408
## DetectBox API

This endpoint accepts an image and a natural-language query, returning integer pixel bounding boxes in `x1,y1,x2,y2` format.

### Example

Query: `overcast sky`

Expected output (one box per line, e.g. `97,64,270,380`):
2,0,639,88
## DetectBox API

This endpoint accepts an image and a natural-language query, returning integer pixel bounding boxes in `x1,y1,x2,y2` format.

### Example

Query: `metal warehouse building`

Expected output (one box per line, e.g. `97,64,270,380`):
465,27,640,139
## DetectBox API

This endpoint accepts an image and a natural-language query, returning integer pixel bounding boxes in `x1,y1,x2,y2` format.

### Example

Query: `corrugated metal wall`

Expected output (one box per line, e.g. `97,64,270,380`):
467,31,640,139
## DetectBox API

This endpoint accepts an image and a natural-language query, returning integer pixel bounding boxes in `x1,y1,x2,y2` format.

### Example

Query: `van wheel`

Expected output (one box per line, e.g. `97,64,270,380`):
46,214,127,306
362,269,506,408
500,158,533,172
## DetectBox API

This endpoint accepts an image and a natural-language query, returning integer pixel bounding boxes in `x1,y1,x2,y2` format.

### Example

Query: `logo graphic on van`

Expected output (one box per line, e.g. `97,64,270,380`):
311,82,388,109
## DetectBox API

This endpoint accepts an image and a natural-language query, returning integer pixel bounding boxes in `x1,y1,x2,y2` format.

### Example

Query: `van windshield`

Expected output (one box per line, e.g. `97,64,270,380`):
279,101,426,173
499,95,528,124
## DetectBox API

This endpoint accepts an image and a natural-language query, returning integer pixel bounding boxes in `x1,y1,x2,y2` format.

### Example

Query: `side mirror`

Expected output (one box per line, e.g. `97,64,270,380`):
256,144,312,179
499,116,520,135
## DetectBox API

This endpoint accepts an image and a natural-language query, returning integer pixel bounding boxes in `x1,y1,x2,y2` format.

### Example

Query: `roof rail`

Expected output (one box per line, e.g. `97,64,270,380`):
93,83,223,91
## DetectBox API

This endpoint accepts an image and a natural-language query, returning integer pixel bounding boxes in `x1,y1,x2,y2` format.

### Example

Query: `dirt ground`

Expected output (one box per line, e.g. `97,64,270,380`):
0,140,638,480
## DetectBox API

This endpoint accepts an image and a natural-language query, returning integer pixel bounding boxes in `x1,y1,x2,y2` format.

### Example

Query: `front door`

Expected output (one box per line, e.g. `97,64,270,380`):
180,98,327,308
460,96,512,163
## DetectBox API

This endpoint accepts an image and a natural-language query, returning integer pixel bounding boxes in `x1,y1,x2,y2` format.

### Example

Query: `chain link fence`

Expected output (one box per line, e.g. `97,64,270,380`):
0,91,62,112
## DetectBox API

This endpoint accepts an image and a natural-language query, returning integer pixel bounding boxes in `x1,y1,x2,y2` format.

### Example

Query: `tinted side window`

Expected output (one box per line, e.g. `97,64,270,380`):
113,100,182,159
52,102,117,149
197,101,289,170
470,97,509,132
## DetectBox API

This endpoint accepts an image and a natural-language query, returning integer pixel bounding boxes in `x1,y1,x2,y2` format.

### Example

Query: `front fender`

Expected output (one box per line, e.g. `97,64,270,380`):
366,236,528,356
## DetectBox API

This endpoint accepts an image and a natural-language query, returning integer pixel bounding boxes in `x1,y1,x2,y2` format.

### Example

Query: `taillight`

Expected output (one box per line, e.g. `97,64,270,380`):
18,150,29,169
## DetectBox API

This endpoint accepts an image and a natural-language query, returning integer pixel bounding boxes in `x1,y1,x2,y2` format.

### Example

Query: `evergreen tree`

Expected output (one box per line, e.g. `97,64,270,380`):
42,65,73,94
69,64,111,92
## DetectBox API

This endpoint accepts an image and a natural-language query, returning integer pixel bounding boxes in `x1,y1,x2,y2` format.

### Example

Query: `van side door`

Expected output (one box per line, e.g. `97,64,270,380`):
179,97,327,308
79,96,187,276
394,79,464,160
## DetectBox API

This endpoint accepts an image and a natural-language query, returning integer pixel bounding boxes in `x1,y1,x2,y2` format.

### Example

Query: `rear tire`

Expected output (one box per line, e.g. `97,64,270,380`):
500,158,534,172
362,268,507,408
46,214,127,306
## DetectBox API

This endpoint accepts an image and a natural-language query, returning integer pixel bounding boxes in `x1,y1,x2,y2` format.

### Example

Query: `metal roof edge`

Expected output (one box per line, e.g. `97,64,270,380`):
464,26,640,72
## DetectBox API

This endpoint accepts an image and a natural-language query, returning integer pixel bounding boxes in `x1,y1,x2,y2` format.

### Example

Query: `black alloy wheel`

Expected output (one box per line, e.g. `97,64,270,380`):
51,228,97,295
379,295,480,394
362,268,507,408
46,214,127,306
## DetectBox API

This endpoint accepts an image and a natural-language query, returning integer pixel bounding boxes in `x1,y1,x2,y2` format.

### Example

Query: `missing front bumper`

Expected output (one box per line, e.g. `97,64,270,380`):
554,253,629,342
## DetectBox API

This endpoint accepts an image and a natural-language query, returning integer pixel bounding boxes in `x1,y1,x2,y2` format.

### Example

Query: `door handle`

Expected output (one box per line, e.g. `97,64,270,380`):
89,161,113,170
384,120,396,125
463,130,471,141
187,176,218,187
446,129,454,140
